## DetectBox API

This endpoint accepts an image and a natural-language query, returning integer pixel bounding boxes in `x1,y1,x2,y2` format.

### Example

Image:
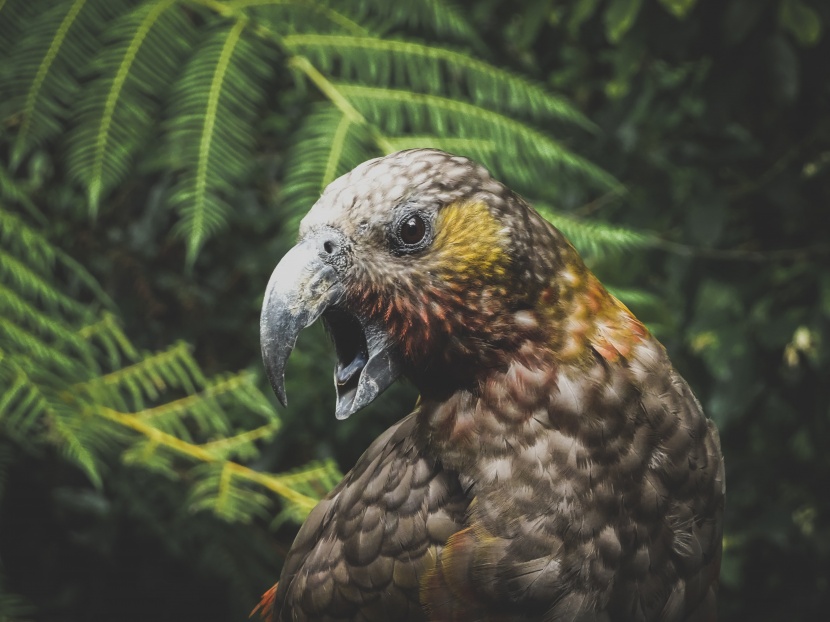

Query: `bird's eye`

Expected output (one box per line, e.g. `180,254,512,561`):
398,214,427,247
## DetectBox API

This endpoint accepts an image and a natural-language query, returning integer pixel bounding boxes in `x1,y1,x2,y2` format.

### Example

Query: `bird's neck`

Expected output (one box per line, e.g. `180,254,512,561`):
541,261,651,366
407,255,650,392
413,262,655,476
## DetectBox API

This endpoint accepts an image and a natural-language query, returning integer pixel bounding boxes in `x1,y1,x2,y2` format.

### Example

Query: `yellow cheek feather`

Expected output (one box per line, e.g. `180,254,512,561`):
433,201,509,282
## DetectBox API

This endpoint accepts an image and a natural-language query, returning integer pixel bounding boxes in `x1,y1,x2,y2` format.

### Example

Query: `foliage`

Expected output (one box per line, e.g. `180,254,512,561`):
0,0,828,620
0,0,624,266
0,140,339,617
0,189,339,511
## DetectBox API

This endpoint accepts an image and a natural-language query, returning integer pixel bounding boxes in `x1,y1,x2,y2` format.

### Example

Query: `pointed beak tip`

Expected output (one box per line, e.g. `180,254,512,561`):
334,407,352,421
265,371,288,408
275,385,288,408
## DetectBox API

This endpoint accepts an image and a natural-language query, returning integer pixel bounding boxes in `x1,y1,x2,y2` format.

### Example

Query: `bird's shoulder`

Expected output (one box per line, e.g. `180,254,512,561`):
274,412,468,622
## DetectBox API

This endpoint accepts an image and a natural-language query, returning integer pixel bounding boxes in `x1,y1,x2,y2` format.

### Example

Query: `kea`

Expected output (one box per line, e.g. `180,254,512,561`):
256,149,725,622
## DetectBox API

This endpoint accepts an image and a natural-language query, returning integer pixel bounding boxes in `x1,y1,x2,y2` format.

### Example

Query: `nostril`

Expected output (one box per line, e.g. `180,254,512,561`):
323,240,336,254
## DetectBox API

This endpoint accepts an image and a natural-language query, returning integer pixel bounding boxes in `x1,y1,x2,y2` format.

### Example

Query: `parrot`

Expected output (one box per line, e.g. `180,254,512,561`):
255,149,725,621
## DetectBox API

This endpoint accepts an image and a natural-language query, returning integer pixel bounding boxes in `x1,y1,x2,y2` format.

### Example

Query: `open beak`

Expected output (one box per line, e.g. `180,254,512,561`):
260,234,403,420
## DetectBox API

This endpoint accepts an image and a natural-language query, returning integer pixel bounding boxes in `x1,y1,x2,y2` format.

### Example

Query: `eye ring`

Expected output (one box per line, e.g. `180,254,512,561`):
394,212,431,253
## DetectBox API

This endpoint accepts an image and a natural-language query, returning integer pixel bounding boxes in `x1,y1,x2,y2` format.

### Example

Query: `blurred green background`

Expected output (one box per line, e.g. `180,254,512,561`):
1,0,828,620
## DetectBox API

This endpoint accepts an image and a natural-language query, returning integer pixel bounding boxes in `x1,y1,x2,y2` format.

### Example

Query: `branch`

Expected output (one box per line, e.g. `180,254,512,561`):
97,407,319,512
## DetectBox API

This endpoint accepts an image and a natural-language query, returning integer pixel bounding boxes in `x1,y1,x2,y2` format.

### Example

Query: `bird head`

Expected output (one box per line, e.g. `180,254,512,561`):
261,149,637,420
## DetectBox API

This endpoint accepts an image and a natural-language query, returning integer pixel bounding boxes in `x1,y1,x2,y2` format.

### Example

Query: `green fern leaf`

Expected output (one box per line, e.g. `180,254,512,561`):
0,0,44,60
335,0,482,44
0,370,43,439
267,459,343,526
165,17,276,264
49,407,105,487
605,285,663,309
0,248,87,318
200,423,281,462
238,0,370,36
188,462,274,523
65,0,195,215
79,312,140,370
336,85,617,193
0,283,89,360
538,208,657,258
280,104,379,227
283,35,595,129
6,0,128,167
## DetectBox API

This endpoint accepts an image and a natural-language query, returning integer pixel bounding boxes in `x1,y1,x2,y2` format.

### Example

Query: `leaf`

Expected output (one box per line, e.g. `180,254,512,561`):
535,208,655,259
282,34,595,130
778,0,822,47
337,86,617,194
165,17,275,264
5,0,128,167
65,0,194,215
568,0,601,34
604,0,643,44
334,0,482,45
278,104,379,232
658,0,697,19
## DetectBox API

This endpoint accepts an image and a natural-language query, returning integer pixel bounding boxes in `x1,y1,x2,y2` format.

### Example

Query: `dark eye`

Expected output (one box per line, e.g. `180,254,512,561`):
399,214,427,246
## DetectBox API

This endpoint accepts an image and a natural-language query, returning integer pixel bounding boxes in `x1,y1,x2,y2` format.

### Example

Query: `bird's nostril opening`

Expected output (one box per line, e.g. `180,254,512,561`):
323,240,336,254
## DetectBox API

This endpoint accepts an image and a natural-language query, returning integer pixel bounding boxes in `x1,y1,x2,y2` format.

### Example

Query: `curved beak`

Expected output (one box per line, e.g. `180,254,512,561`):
260,234,403,420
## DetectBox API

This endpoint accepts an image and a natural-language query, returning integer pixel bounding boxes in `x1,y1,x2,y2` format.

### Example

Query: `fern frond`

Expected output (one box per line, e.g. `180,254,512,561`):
65,0,195,214
123,373,262,441
0,358,106,485
0,165,46,223
0,0,45,62
6,0,128,166
92,364,278,463
283,35,594,129
0,201,106,475
279,104,379,227
166,17,276,264
79,312,140,369
0,199,335,522
120,437,178,477
76,341,204,413
383,135,496,154
0,318,88,376
0,179,118,352
0,368,47,440
538,209,657,258
266,459,342,526
0,204,57,272
48,406,106,487
0,284,89,358
605,285,662,309
200,422,280,461
336,85,617,193
189,462,274,523
0,249,85,318
269,458,342,497
225,0,370,36
287,55,395,151
334,0,481,44
98,407,329,520
1,205,114,314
